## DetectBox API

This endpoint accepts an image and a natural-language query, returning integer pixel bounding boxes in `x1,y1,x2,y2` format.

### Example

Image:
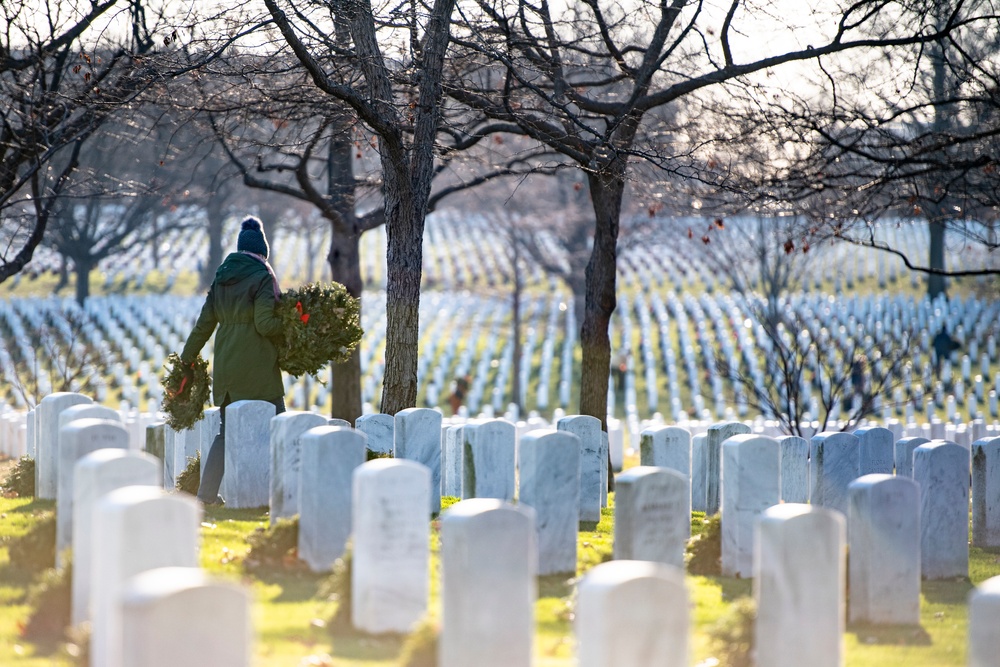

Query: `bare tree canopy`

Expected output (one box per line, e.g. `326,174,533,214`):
442,0,1000,427
0,0,171,282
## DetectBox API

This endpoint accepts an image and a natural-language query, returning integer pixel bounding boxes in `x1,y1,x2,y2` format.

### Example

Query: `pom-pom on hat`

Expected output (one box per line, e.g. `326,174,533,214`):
237,216,269,258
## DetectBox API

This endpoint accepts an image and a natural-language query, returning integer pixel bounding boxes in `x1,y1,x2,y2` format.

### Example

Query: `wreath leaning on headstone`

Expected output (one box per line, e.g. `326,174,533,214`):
160,352,212,431
276,281,363,378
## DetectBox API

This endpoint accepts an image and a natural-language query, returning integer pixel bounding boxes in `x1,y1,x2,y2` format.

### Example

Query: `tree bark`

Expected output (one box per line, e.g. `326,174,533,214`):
203,197,225,289
579,169,624,430
327,224,364,421
928,218,947,299
74,258,93,305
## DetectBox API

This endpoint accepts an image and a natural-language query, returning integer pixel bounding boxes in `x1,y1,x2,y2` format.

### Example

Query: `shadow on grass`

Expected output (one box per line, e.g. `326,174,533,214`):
847,622,932,646
718,576,752,601
538,573,575,600
2,498,55,515
203,505,271,523
249,567,327,603
327,625,405,661
922,577,973,604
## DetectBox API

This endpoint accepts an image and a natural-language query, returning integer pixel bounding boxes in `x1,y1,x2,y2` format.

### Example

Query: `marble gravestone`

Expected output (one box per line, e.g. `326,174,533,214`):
639,425,691,477
462,419,516,501
200,407,222,487
972,437,1000,548
777,435,809,503
224,400,275,508
721,434,780,578
120,567,250,667
847,474,920,625
91,487,201,667
72,449,160,627
269,411,327,524
36,392,93,499
705,421,751,515
854,426,894,475
691,434,708,512
913,441,969,579
576,560,689,667
56,418,130,567
145,422,166,462
969,575,1000,667
355,413,394,456
394,408,442,514
557,415,604,524
755,504,845,667
440,499,536,667
893,436,929,478
518,429,580,576
809,431,861,516
352,459,431,634
443,424,465,497
298,426,366,572
613,466,689,568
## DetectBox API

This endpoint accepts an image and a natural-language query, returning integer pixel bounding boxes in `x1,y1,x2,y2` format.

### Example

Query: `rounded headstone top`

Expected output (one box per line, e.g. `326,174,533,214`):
581,560,685,588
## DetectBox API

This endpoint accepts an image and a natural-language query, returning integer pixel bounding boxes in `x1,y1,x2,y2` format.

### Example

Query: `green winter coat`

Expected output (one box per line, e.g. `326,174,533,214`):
181,252,284,404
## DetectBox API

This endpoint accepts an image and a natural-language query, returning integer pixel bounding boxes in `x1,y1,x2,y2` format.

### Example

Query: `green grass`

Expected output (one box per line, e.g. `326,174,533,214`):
3,491,999,667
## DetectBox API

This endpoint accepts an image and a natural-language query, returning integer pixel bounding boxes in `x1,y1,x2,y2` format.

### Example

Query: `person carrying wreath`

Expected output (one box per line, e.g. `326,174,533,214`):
180,216,286,505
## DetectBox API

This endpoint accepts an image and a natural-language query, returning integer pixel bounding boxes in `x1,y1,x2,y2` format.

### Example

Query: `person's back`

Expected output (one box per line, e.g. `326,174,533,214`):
180,217,286,504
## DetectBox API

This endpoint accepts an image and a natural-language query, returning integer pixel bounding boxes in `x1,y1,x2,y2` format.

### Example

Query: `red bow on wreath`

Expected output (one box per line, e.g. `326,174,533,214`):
295,300,310,324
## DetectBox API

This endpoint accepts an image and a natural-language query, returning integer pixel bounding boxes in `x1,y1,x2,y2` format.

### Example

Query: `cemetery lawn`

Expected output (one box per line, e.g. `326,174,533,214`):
2,493,999,666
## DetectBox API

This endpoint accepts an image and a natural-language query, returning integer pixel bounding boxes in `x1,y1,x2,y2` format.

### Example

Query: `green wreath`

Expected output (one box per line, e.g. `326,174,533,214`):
160,352,211,431
276,282,363,377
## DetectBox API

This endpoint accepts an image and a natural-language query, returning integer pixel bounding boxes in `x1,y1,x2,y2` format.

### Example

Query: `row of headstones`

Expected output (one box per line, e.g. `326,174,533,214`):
639,422,1000,579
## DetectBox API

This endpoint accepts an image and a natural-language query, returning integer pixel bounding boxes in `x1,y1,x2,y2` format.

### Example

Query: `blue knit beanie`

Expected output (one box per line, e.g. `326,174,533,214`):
237,216,269,258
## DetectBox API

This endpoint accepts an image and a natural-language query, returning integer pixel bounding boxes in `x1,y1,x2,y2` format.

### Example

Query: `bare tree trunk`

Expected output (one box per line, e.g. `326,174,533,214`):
74,257,93,305
579,170,623,430
510,239,524,415
928,218,947,299
203,198,225,289
327,225,364,421
380,195,423,414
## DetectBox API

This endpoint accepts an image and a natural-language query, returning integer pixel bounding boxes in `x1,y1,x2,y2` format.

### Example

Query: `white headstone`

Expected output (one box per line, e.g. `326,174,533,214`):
91,486,200,667
755,504,845,667
893,436,929,478
777,435,809,503
576,560,689,667
705,421,751,514
847,474,920,624
36,392,92,498
721,434,781,578
518,429,580,575
394,407,442,514
639,425,691,477
462,419,516,501
72,449,160,626
443,424,465,497
298,426,366,572
269,411,327,524
913,441,969,579
613,467,689,568
691,433,707,512
224,400,275,508
973,437,1000,547
557,414,604,523
56,418,130,566
969,575,1000,667
120,567,250,667
854,426,894,474
440,499,536,667
355,413,394,455
809,431,861,516
351,459,431,634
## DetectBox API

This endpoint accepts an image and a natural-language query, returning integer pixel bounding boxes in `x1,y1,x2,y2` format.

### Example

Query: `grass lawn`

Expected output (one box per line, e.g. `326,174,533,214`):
1,490,999,667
